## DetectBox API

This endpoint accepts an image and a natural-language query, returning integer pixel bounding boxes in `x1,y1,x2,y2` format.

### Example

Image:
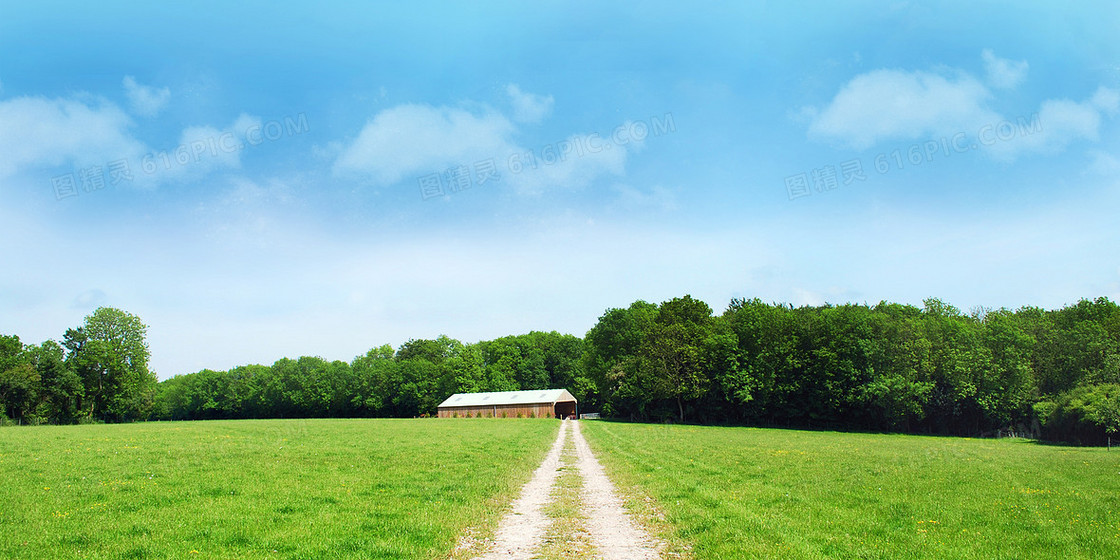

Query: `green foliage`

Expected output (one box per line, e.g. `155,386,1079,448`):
5,296,1119,444
638,296,717,421
578,295,1120,440
0,361,39,420
1,336,80,424
64,307,156,421
583,300,658,413
28,340,82,423
1040,383,1120,444
0,334,24,371
0,335,35,421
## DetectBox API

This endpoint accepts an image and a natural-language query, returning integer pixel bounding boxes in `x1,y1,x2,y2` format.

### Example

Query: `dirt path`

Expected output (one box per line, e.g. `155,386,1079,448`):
468,420,662,560
473,420,571,560
570,420,662,560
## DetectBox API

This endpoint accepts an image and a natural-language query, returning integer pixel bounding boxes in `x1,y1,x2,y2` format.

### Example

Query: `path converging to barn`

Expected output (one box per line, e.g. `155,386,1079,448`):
468,420,663,560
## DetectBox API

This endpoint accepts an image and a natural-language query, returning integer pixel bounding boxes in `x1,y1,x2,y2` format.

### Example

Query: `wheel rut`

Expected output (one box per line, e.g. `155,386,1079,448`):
466,420,663,560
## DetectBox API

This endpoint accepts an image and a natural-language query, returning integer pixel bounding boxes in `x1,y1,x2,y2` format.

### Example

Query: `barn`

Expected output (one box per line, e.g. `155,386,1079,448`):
437,389,578,419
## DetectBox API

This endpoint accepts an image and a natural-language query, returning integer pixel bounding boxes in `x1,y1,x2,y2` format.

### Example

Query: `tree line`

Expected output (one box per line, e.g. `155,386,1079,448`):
585,296,1119,444
0,308,156,424
2,296,1118,444
152,332,586,421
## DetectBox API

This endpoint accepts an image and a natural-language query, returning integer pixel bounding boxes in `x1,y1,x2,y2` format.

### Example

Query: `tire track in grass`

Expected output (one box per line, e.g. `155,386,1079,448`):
535,429,595,560
471,420,570,560
571,420,663,560
464,420,664,560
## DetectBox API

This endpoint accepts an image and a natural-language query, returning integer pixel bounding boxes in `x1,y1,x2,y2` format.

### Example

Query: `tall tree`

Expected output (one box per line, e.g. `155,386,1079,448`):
638,295,716,422
0,335,38,421
64,307,156,421
351,345,397,416
28,340,82,422
582,300,658,418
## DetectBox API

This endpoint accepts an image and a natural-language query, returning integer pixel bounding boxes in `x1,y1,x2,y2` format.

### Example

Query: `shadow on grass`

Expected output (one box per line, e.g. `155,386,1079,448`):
585,417,1115,449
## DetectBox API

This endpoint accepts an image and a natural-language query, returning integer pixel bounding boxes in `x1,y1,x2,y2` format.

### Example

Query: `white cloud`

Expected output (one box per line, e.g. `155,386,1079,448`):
987,89,1117,161
123,76,170,117
807,52,1116,162
982,49,1028,90
0,90,267,188
333,103,635,194
511,133,629,195
1092,86,1120,115
150,113,259,182
333,104,517,185
1034,97,1100,138
506,84,554,124
807,69,998,150
0,95,145,179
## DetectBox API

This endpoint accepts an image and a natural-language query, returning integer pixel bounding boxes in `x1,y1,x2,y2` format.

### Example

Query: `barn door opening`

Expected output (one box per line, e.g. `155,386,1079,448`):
553,401,577,419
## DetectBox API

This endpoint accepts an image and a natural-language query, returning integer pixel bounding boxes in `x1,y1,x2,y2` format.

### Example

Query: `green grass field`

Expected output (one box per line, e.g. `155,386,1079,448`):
582,421,1120,560
6,419,1119,560
0,418,559,560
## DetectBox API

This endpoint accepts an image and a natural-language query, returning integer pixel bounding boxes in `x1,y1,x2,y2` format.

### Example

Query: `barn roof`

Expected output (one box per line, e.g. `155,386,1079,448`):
437,389,577,409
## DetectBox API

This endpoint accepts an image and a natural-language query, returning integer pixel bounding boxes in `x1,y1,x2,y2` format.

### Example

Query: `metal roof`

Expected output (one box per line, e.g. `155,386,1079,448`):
437,389,577,408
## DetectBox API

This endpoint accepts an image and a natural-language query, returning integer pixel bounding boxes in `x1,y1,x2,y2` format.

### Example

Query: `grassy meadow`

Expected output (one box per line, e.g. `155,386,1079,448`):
582,421,1120,560
0,418,559,560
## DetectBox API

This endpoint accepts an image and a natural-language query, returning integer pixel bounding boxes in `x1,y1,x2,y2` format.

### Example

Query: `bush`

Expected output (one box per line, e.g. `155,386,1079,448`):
1040,383,1120,445
1033,400,1058,426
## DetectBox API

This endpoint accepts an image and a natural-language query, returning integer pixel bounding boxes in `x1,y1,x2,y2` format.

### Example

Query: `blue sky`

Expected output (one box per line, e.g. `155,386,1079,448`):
1,1,1118,378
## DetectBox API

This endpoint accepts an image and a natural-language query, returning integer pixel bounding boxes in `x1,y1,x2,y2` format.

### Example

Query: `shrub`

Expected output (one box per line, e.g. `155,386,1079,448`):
1040,383,1120,445
1033,400,1058,426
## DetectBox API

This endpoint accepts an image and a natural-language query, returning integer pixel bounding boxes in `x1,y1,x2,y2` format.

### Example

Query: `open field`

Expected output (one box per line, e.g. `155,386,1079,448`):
582,422,1120,560
0,419,559,560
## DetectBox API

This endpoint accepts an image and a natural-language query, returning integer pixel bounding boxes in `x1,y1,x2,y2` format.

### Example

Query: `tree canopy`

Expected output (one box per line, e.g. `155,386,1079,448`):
3,297,1118,445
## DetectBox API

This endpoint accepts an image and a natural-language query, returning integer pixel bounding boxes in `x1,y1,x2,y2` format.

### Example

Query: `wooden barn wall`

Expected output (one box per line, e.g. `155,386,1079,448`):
438,402,567,418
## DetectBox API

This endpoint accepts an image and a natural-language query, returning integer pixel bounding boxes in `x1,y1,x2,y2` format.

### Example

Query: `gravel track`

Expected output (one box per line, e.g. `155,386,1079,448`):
469,420,662,560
